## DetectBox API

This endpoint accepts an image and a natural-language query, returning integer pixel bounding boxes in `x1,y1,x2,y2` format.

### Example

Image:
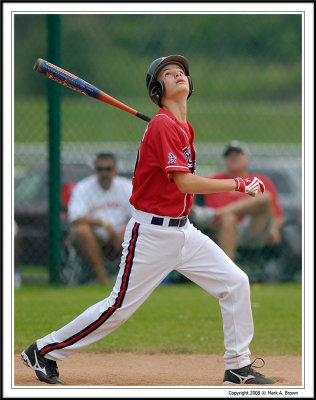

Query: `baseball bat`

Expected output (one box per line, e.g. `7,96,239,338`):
33,58,151,122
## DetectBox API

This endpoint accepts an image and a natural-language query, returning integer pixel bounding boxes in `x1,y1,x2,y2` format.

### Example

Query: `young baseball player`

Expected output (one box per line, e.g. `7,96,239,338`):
21,55,275,385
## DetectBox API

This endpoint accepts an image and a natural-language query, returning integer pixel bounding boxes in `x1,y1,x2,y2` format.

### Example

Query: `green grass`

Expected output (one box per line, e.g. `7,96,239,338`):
14,282,302,355
14,96,302,144
17,265,49,285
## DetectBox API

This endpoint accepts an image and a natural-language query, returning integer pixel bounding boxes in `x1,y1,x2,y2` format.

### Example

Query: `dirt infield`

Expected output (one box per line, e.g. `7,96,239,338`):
15,352,301,386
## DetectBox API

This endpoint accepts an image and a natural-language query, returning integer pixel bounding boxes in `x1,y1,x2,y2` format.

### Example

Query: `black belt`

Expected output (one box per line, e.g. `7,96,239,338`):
151,216,188,228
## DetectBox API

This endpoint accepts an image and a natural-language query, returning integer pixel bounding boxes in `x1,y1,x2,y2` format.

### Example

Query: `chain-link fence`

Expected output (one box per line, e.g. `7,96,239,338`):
14,14,302,286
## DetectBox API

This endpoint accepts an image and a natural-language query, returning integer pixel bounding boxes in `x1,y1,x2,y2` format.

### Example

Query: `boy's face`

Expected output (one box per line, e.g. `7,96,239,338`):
157,63,189,100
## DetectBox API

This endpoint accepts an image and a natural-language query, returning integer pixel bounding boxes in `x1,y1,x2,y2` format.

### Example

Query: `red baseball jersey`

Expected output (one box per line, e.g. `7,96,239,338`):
130,108,196,217
204,172,283,220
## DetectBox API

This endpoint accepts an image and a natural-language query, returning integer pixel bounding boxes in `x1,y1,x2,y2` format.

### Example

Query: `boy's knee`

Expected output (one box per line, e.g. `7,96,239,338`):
234,268,250,291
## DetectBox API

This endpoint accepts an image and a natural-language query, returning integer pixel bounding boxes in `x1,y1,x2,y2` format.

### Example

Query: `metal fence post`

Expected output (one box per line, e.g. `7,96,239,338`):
47,14,62,284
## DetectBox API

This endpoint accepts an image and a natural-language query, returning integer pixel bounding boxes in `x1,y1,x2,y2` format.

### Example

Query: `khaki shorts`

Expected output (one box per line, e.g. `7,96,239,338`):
237,215,273,249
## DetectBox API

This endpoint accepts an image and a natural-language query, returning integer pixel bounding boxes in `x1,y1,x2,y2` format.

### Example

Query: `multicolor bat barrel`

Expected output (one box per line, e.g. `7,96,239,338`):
33,58,151,122
33,58,100,98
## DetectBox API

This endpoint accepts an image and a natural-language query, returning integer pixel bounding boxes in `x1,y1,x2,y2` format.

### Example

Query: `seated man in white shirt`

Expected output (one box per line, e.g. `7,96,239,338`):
67,153,133,285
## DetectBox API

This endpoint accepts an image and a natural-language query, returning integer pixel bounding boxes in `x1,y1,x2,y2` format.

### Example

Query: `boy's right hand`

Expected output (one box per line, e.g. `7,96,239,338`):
234,177,265,197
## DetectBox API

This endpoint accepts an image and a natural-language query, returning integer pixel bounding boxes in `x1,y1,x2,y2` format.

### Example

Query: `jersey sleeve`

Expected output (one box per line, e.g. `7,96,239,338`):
151,119,190,181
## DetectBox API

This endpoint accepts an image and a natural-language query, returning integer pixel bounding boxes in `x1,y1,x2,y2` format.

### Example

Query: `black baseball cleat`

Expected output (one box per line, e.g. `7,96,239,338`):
21,342,65,384
223,358,276,385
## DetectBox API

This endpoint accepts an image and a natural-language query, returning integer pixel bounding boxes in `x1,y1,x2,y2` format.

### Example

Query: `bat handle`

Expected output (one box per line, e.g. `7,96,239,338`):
136,112,151,122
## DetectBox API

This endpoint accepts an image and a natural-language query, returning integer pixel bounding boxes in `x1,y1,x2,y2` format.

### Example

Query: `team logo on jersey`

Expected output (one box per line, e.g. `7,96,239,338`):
183,146,195,173
168,152,177,164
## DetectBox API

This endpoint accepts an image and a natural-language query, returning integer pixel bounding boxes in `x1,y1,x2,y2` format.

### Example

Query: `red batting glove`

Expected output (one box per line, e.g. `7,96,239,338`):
234,177,265,197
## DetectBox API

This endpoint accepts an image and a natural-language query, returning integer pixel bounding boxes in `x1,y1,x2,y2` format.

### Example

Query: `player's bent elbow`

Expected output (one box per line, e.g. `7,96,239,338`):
174,180,188,194
172,171,191,194
177,184,189,194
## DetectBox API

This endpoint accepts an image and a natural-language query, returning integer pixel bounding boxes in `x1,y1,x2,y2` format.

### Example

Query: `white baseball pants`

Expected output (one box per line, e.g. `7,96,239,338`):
37,209,254,369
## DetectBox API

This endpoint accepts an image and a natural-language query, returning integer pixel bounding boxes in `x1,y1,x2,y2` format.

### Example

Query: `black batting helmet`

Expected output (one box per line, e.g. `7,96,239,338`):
146,55,193,106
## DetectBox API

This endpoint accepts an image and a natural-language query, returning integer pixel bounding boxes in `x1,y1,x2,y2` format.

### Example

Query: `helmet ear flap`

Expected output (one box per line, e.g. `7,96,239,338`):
150,81,164,106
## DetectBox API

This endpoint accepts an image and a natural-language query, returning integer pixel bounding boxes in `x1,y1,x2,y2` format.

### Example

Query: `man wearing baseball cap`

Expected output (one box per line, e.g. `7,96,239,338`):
222,140,250,157
200,140,284,261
